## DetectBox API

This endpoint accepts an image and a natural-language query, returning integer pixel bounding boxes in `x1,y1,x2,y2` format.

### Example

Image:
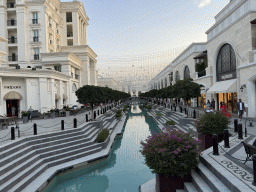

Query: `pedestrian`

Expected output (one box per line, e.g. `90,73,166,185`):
211,99,215,109
28,106,33,122
11,106,15,117
206,100,211,108
236,99,245,120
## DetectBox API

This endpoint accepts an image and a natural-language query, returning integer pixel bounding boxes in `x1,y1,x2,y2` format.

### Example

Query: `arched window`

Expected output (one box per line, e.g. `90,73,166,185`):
165,77,167,87
184,66,190,80
72,83,77,92
216,44,236,81
175,71,180,83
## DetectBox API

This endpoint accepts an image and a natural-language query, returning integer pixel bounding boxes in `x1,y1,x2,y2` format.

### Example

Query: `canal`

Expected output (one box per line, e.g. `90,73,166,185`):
44,104,159,192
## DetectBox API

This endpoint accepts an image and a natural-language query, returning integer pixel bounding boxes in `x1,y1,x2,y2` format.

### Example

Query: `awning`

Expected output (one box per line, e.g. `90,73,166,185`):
4,91,23,100
63,94,68,99
55,94,61,100
208,79,237,93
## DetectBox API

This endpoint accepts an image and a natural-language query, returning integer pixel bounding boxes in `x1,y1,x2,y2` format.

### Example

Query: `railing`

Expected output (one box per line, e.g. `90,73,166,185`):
8,38,17,44
33,37,39,42
7,3,15,8
8,56,18,61
32,19,38,24
7,20,16,26
75,74,78,79
198,70,206,78
34,54,39,60
67,33,73,37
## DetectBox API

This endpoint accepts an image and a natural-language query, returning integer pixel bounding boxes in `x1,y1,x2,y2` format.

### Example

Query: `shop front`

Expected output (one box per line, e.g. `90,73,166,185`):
197,94,206,108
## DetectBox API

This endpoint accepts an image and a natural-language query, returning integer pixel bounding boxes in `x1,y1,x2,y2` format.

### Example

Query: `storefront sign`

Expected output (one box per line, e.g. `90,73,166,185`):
4,86,21,89
221,74,233,80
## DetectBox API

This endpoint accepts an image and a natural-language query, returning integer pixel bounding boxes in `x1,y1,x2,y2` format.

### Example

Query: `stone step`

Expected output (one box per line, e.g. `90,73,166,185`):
0,125,95,167
184,183,198,192
191,169,213,192
195,163,231,192
0,131,100,186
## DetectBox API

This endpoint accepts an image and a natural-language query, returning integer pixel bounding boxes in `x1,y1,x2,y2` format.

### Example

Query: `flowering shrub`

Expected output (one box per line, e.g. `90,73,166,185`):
140,129,201,177
156,113,162,116
196,111,229,135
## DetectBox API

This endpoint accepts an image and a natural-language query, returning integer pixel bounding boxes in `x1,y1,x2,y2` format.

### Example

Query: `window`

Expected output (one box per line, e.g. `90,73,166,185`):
67,25,73,37
32,13,38,24
34,48,39,60
175,71,180,83
49,17,52,28
54,66,61,72
33,30,39,42
49,34,52,44
56,24,59,34
66,12,72,22
72,83,77,92
184,66,190,80
216,44,236,81
67,39,73,46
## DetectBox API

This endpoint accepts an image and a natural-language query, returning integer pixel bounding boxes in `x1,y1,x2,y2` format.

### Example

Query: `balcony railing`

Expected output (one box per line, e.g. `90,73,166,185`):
32,19,38,24
75,74,78,79
8,38,17,44
7,20,16,26
33,37,39,42
7,3,15,8
8,56,18,61
67,33,73,37
198,70,206,78
34,54,39,60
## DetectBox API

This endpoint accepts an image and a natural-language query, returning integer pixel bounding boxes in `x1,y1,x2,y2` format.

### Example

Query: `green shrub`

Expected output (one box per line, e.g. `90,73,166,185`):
196,111,230,135
115,113,122,117
65,108,71,111
156,113,162,116
166,120,175,125
145,105,152,109
116,109,122,114
21,111,28,117
50,109,55,113
95,129,109,143
2,122,7,126
81,105,85,108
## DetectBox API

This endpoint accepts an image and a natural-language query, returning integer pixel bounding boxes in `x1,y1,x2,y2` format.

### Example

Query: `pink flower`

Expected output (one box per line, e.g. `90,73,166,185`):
173,150,178,155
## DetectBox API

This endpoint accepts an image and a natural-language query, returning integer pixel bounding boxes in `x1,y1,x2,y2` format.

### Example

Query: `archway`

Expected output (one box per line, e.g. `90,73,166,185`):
4,91,23,117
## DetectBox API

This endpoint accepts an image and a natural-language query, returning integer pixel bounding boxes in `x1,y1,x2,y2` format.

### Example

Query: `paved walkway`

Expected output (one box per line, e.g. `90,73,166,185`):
0,106,104,146
141,102,256,192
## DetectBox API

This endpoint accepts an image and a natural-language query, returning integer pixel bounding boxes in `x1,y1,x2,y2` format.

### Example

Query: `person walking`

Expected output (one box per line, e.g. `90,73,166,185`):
211,99,215,110
206,100,211,108
28,106,33,122
236,99,245,120
11,106,15,117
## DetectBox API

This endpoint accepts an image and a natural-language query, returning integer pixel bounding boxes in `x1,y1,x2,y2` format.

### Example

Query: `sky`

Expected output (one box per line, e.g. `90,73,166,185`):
78,0,230,57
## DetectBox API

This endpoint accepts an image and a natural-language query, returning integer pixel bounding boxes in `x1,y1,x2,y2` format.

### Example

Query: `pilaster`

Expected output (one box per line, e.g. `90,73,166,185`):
39,78,48,113
0,7,8,64
90,60,96,85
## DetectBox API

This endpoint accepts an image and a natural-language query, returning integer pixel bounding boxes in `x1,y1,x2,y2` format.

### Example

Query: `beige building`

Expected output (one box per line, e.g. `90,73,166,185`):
149,0,256,118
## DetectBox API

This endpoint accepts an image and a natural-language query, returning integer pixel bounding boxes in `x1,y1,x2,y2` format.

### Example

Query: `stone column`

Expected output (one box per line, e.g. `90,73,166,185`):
16,5,28,67
59,80,63,109
50,79,55,109
0,77,3,116
247,80,255,117
0,7,8,65
90,60,96,85
81,57,90,86
39,78,48,113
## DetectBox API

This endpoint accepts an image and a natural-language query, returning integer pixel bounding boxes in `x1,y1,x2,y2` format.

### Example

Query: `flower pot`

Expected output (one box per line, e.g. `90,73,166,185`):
156,173,192,192
198,133,213,151
23,116,28,124
65,111,70,117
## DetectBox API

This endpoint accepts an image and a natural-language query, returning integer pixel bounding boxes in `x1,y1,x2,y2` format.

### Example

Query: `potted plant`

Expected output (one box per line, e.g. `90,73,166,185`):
165,120,175,130
140,129,201,192
43,112,50,119
115,110,122,121
2,122,7,130
21,111,29,124
50,109,55,119
64,108,71,117
196,111,229,151
155,112,162,120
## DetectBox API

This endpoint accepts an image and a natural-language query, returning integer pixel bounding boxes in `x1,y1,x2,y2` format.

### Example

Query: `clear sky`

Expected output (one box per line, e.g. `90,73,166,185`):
77,0,230,57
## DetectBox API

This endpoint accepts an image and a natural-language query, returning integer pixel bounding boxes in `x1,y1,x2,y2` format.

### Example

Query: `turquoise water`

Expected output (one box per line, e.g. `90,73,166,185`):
44,105,159,192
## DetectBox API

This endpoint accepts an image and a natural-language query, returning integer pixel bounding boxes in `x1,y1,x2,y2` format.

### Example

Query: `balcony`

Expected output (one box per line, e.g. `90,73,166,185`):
67,32,73,37
34,54,39,60
8,38,17,44
32,19,38,24
7,3,15,8
8,55,18,61
7,20,16,26
33,37,39,42
198,70,206,78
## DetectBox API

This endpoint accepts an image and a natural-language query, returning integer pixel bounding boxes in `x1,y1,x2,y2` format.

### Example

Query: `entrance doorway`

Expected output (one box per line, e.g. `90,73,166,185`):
217,92,237,113
6,100,19,117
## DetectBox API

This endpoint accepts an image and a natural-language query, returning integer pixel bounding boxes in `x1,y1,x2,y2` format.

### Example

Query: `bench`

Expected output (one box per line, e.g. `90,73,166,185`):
241,141,256,164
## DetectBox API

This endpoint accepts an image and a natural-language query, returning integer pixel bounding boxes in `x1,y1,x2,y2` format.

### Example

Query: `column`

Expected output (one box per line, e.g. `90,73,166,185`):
90,60,96,85
50,79,55,109
39,78,48,113
247,80,255,117
0,7,8,65
84,23,87,45
16,5,28,66
59,80,63,108
81,57,90,86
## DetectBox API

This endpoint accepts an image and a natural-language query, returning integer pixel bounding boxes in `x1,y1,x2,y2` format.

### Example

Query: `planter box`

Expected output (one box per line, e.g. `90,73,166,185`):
51,112,55,119
65,111,70,117
156,173,192,192
198,133,224,151
23,116,28,124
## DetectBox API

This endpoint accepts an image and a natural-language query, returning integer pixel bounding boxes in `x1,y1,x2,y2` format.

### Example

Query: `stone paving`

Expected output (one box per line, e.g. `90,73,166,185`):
140,102,256,192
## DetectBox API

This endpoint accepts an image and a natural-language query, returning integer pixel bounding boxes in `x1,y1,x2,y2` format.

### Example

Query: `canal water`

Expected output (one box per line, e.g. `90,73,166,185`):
44,104,159,192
